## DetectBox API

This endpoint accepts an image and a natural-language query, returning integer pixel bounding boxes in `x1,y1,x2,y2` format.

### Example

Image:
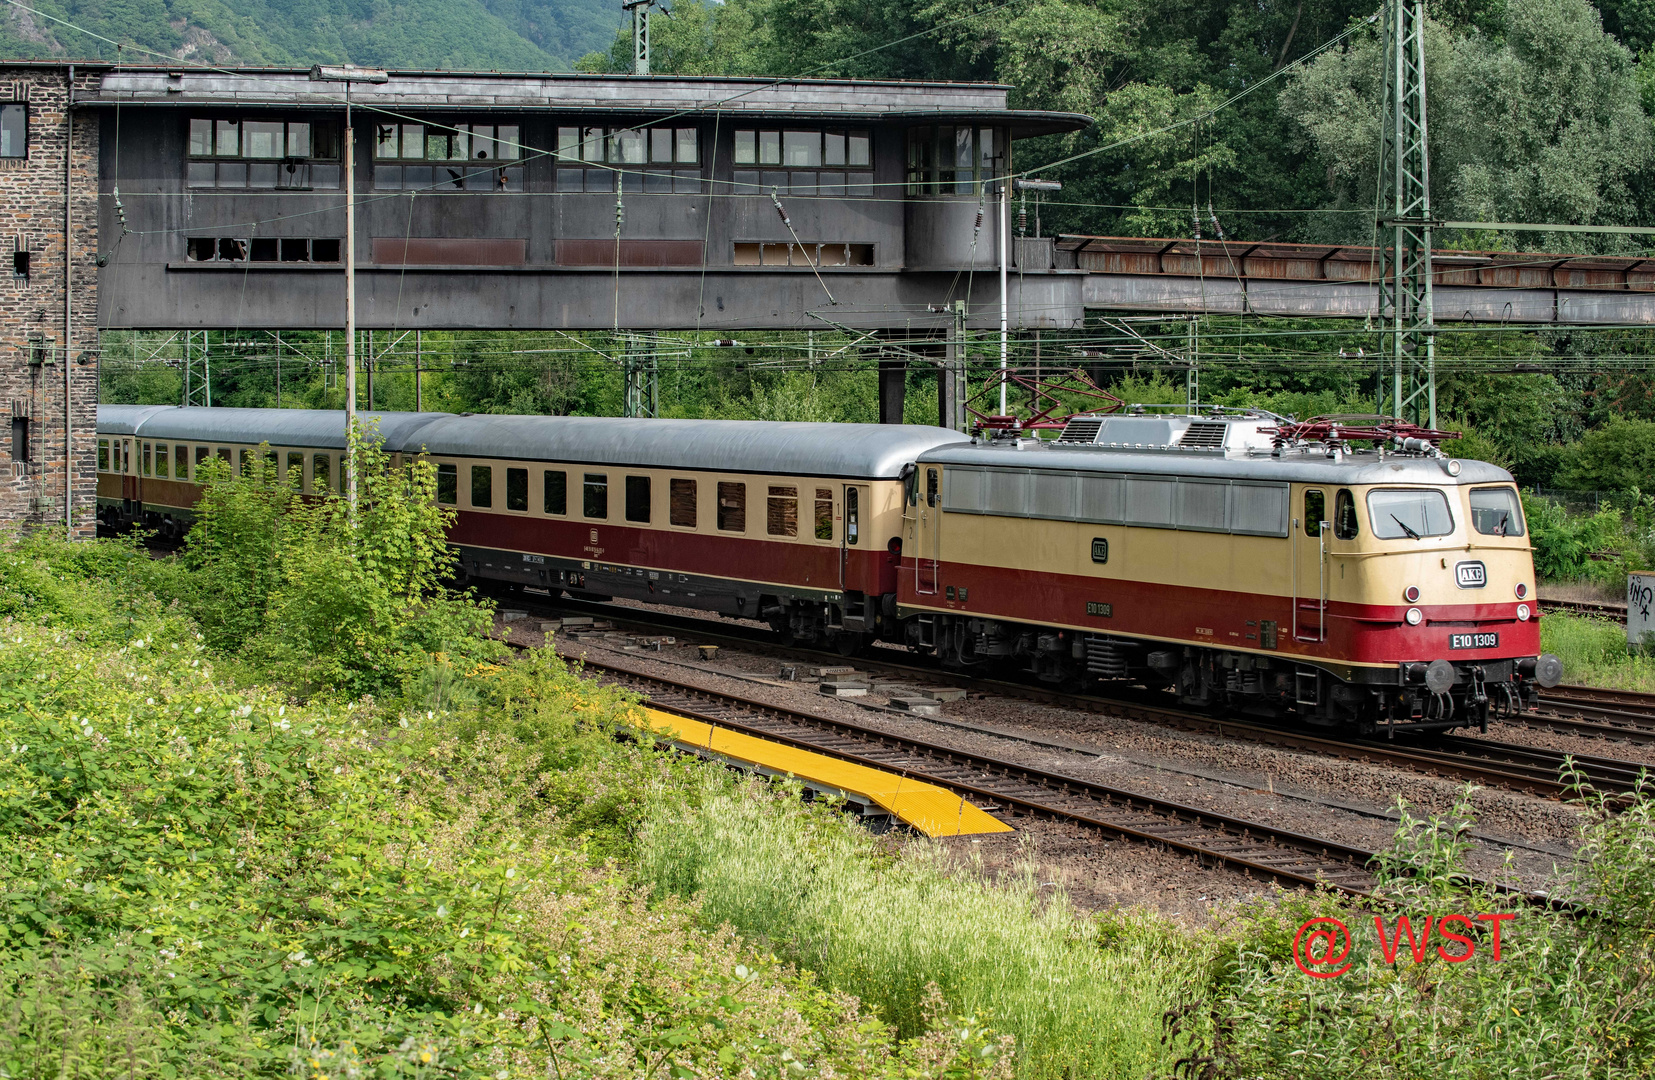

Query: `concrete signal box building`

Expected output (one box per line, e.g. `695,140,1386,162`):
0,62,1090,533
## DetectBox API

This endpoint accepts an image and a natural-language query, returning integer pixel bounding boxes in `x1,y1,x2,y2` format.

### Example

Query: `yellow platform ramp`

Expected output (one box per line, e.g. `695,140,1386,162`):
645,707,1013,838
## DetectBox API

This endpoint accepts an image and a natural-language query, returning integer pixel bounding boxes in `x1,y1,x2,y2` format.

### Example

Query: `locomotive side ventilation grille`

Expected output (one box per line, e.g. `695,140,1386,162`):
1178,421,1228,449
1056,417,1104,443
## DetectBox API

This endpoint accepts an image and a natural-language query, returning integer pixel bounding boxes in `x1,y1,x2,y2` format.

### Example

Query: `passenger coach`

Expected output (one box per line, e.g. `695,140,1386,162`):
95,405,967,653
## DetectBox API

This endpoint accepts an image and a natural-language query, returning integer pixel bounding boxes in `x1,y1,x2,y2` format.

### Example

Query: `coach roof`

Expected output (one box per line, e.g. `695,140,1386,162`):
96,407,971,479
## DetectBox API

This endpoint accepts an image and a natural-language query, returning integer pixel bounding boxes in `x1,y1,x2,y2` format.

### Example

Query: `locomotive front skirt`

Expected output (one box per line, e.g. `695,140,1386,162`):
95,405,1560,735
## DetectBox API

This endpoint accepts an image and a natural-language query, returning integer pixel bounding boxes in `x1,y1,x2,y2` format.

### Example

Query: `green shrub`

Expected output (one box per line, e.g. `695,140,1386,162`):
176,423,502,699
1558,416,1655,493
1522,491,1632,584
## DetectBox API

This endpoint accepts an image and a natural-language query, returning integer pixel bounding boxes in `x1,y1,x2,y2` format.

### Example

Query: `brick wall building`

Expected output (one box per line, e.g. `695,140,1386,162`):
0,63,99,537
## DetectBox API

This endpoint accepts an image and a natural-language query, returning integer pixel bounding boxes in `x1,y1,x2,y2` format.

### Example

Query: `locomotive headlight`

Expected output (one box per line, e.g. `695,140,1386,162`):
1517,604,1531,622
1405,607,1423,626
1403,585,1420,603
1515,582,1529,599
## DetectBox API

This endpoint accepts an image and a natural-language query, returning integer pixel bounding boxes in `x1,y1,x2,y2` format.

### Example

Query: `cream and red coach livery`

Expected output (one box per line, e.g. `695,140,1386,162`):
95,404,1559,734
898,411,1560,734
95,405,967,652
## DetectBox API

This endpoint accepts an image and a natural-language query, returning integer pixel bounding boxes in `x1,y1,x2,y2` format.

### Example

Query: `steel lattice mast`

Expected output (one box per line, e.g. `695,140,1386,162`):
1376,0,1436,427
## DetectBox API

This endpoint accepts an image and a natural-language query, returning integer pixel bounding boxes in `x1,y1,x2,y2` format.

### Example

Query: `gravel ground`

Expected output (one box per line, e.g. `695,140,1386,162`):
493,607,1585,912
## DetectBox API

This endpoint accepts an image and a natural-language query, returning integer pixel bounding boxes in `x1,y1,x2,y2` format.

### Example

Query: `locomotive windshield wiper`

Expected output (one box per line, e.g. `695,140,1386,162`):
1391,514,1421,540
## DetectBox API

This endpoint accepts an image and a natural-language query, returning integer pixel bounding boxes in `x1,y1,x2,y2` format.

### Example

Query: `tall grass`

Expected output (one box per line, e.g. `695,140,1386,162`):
1542,612,1655,691
636,774,1200,1080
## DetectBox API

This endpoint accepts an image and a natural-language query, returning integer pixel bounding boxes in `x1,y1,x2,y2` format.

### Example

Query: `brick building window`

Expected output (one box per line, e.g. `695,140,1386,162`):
556,124,699,193
0,104,25,159
734,128,871,196
10,417,28,462
188,117,342,190
374,122,523,192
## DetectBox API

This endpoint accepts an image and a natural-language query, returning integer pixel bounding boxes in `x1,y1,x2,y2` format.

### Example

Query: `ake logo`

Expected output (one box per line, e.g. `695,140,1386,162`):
1455,560,1487,589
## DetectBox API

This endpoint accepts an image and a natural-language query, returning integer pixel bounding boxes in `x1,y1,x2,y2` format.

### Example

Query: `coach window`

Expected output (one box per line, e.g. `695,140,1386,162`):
175,445,189,481
584,473,609,518
717,482,746,532
0,103,25,159
285,452,303,485
767,486,798,537
97,440,109,471
154,444,170,479
471,465,493,508
142,443,152,476
1334,489,1359,540
311,454,330,495
434,463,456,505
544,470,567,514
506,467,529,512
845,488,860,545
1303,489,1325,536
625,476,650,523
815,488,833,540
669,479,696,527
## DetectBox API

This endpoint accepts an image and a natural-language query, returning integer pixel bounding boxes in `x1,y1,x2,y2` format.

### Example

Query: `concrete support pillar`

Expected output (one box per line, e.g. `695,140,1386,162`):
939,300,968,432
878,358,906,425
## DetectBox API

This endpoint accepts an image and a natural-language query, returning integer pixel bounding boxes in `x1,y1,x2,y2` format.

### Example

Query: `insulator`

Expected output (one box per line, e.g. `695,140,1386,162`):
770,191,791,227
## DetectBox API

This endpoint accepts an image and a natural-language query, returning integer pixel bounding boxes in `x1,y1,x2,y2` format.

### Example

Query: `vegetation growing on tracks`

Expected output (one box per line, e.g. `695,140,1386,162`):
1543,611,1655,693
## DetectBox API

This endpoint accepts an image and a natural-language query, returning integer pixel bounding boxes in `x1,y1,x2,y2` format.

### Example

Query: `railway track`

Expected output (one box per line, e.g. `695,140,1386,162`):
1521,684,1655,750
506,591,1643,798
1538,598,1628,619
555,652,1578,912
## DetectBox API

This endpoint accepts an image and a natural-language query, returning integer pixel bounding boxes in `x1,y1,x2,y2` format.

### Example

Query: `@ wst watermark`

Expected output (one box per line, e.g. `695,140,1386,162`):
1294,914,1515,978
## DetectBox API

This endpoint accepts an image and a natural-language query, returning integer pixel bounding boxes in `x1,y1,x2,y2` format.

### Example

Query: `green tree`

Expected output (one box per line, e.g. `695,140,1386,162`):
1282,0,1652,249
1558,415,1655,491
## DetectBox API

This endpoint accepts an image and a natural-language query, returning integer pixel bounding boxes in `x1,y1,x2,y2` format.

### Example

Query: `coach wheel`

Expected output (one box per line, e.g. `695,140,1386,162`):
834,631,866,657
768,614,797,648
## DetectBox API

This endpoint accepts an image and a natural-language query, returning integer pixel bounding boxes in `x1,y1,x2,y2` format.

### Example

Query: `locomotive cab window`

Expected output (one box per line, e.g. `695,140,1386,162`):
926,469,939,507
670,478,696,527
544,470,567,515
1470,486,1525,537
1368,487,1452,540
506,468,529,512
471,465,492,508
584,473,608,519
625,476,650,523
717,482,746,532
815,488,833,540
436,463,457,505
1303,489,1325,535
1334,489,1359,540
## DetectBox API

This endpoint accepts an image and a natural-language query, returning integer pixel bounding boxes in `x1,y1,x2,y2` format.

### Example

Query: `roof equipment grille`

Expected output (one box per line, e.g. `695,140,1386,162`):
1178,421,1228,449
1057,417,1104,443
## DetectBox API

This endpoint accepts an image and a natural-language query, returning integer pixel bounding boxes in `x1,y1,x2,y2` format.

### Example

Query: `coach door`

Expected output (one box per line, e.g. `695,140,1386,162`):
839,484,865,589
915,466,941,594
1293,488,1329,642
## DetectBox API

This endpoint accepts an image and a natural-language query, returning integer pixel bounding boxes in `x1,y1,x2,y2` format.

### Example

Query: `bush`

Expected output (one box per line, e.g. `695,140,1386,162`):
1558,416,1655,493
176,423,502,699
0,543,1012,1079
1522,491,1633,584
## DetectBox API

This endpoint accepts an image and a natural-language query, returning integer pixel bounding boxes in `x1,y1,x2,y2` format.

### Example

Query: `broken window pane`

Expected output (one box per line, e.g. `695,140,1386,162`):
375,124,399,158
426,132,451,160
250,237,278,261
218,238,247,261
280,238,309,261
610,129,644,164
471,125,495,160
580,126,603,161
